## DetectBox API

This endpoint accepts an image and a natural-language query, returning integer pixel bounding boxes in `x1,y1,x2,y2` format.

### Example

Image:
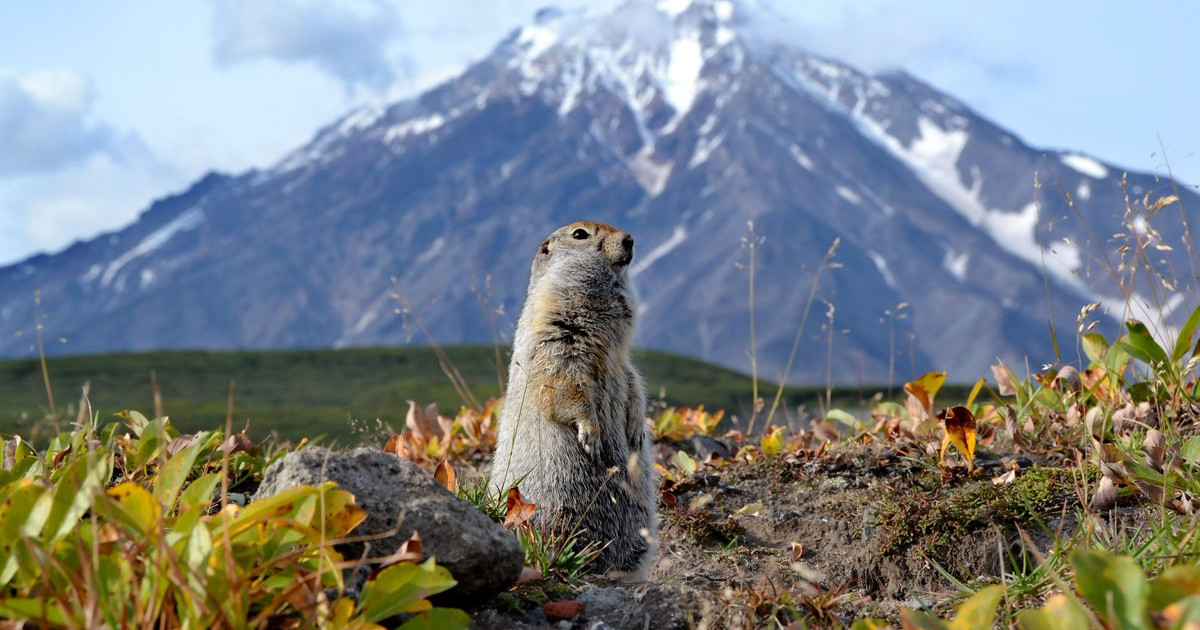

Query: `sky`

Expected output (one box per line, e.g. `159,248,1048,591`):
1,0,1197,267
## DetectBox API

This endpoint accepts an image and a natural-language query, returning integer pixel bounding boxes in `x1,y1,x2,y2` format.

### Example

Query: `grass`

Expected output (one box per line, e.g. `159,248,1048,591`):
0,345,926,444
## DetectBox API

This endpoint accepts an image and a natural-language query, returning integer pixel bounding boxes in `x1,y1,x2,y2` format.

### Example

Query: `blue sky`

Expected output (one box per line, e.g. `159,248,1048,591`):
1,0,1197,266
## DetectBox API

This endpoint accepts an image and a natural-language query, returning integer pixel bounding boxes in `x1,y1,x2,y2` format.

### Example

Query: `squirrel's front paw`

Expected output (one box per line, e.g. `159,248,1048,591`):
576,423,601,457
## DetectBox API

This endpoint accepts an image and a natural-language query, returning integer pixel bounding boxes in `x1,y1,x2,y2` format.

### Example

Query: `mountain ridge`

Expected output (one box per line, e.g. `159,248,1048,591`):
3,0,1194,384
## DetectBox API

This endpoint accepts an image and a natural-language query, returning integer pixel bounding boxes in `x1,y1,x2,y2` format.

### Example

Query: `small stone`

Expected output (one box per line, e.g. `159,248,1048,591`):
543,600,585,622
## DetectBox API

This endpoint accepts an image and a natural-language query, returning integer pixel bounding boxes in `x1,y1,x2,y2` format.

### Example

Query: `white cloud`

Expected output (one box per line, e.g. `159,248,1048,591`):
0,69,126,177
0,149,186,266
211,0,401,93
0,67,179,266
739,4,940,73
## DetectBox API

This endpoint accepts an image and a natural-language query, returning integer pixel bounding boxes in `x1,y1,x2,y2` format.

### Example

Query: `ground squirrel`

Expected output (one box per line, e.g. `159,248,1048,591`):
491,221,658,578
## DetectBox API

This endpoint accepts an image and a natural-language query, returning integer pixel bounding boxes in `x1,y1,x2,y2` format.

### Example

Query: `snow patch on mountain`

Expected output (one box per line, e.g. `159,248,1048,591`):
384,114,446,143
633,224,687,276
830,106,1091,297
1077,179,1092,201
908,118,968,178
516,21,560,60
631,152,674,195
415,236,446,265
789,144,815,170
81,264,102,283
868,250,897,289
512,0,737,136
1060,153,1108,179
836,185,861,204
657,0,694,16
664,32,704,119
335,104,387,135
689,132,724,167
100,206,205,289
99,205,205,289
943,250,969,281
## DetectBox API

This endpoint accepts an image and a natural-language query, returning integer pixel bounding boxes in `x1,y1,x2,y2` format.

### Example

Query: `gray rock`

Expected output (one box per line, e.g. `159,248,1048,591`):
254,446,523,604
681,435,733,462
575,585,687,630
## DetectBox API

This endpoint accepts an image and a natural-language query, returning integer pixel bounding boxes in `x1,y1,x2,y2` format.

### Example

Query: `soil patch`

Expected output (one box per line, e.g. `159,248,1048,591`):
470,441,1087,628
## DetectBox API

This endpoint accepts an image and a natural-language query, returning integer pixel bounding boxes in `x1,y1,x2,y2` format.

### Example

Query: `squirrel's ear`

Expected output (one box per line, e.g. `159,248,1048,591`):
539,239,551,256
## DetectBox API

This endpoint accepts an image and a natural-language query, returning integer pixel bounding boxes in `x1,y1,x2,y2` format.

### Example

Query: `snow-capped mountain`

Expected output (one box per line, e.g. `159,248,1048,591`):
2,0,1194,384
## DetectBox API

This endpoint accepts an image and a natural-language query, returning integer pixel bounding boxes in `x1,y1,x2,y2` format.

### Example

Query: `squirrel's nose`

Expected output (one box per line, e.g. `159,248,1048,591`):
614,233,634,266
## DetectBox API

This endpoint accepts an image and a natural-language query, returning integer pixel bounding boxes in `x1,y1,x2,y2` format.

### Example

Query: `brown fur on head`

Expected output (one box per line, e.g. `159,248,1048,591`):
530,221,635,287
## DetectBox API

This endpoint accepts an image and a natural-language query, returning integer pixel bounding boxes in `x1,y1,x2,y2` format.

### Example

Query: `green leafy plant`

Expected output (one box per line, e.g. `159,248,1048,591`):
890,549,1200,630
0,413,468,629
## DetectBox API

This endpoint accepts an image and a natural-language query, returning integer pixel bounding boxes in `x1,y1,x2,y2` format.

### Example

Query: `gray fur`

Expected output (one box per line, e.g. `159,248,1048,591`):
491,221,658,578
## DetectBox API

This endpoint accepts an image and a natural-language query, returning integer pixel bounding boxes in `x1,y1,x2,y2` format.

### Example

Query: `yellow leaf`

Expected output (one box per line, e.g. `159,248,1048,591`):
937,406,977,472
948,584,1004,630
321,488,367,538
761,425,785,455
106,482,162,536
670,450,698,477
965,378,986,407
904,372,947,412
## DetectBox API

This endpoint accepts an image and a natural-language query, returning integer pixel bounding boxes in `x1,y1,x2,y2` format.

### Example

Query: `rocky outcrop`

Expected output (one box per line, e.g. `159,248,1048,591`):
254,446,523,604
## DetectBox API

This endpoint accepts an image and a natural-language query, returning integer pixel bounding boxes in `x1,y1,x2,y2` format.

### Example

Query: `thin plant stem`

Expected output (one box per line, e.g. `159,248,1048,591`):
766,238,840,425
35,290,56,418
392,279,481,410
745,221,761,434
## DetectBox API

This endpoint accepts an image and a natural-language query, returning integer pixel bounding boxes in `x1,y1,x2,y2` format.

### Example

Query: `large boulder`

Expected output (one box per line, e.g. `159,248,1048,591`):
254,446,523,604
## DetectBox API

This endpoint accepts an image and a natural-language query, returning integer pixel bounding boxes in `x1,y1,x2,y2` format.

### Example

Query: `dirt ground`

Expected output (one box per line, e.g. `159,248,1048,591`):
469,440,1084,629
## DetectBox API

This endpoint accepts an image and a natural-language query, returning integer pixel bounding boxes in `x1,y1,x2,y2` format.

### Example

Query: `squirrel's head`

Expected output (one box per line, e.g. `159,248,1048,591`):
529,221,635,294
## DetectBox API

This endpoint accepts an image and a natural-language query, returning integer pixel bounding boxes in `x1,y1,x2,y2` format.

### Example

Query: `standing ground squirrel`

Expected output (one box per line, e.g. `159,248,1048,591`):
491,221,658,578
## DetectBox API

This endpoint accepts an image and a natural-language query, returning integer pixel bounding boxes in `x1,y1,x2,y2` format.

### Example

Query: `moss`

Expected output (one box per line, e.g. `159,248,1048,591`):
874,466,1078,556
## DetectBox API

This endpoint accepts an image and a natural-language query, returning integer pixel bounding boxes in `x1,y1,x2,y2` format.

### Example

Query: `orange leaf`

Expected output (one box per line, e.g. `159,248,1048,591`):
937,406,977,472
383,434,410,460
434,460,456,492
503,486,537,531
790,542,805,559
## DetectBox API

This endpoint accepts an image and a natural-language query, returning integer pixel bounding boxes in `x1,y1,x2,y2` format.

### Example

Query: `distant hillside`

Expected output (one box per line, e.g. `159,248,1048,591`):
0,346,881,443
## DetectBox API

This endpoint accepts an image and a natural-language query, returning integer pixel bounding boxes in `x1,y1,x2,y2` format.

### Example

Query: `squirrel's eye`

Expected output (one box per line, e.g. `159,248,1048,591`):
571,228,590,240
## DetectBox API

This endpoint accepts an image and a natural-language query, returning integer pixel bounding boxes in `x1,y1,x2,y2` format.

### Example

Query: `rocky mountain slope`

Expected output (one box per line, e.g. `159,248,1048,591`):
2,0,1194,384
